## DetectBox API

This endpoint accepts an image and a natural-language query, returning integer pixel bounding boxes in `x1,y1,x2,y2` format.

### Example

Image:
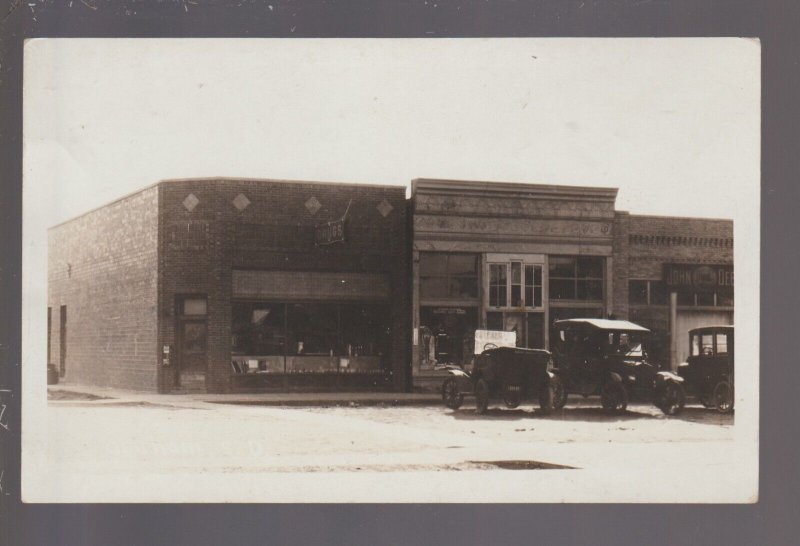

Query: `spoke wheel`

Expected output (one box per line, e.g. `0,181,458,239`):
713,380,734,414
656,382,686,416
600,381,628,414
550,375,567,410
442,378,464,410
475,379,490,415
502,392,521,409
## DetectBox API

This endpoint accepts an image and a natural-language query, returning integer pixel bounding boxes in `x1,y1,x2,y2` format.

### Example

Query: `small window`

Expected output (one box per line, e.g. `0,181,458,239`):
182,322,207,352
691,334,700,356
183,298,207,316
716,333,728,355
649,282,669,305
696,292,715,306
629,280,648,305
701,334,714,355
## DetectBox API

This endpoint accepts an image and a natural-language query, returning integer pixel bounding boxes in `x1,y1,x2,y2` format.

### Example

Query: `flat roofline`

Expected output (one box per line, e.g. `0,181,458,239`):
628,212,734,223
48,177,406,230
158,176,406,192
411,177,619,200
48,181,161,231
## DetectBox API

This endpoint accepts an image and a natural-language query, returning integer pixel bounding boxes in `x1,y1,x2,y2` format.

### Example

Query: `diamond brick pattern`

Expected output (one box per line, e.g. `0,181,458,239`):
232,193,251,211
376,198,394,218
305,196,322,215
182,193,200,212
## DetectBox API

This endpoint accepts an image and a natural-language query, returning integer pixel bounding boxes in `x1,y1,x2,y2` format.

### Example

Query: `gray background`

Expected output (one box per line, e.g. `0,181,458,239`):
0,0,797,544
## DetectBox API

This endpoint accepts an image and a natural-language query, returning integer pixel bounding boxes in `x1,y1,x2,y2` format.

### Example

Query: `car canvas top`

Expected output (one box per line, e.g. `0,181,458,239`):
554,318,651,332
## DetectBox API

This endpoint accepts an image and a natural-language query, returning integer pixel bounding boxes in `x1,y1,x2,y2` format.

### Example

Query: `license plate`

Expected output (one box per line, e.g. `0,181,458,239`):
506,385,520,392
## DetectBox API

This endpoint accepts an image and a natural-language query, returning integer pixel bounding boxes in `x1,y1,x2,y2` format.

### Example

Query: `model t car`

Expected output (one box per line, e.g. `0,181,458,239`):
677,325,734,413
441,331,556,415
550,318,686,415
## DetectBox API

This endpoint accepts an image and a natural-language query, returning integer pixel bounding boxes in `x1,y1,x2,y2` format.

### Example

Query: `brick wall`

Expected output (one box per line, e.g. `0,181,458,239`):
158,179,409,393
48,185,159,391
614,213,734,367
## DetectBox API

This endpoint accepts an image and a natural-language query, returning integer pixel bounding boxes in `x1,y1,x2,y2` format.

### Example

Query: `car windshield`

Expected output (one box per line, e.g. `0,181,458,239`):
606,331,645,357
554,328,645,358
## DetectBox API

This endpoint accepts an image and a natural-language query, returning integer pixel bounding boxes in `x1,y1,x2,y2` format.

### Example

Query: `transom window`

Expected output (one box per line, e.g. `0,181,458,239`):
549,256,604,301
420,253,479,300
488,262,542,308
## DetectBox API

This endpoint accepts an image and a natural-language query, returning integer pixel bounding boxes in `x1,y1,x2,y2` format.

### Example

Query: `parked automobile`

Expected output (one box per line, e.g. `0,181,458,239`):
550,318,686,415
677,325,734,413
442,345,556,415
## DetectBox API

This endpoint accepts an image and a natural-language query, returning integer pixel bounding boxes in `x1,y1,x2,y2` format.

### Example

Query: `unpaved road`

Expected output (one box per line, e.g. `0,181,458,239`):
27,396,747,503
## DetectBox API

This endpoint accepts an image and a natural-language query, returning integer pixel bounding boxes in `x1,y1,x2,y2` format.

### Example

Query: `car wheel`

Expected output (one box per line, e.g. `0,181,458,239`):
475,379,490,415
442,378,464,410
600,381,628,414
538,383,554,414
550,375,567,410
713,380,734,414
502,392,521,409
656,382,686,416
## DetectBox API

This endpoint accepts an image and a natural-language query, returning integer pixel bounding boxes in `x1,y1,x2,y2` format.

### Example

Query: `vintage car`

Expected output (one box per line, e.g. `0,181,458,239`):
677,325,734,413
550,318,686,415
442,344,556,415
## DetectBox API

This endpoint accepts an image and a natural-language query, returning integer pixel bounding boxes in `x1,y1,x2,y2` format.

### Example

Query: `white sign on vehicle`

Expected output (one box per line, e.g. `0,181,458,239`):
474,329,517,354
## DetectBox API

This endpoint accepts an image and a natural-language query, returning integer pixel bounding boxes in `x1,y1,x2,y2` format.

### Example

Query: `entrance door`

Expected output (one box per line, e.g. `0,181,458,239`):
502,312,545,349
59,305,67,377
176,296,208,391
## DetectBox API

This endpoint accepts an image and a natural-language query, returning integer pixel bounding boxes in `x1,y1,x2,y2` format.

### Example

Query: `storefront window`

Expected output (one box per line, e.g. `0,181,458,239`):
287,303,339,355
232,303,286,355
231,302,391,373
340,304,391,357
549,256,604,301
420,252,479,300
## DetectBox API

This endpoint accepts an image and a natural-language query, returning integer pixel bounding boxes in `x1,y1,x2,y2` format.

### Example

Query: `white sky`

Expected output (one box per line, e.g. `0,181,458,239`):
24,38,760,224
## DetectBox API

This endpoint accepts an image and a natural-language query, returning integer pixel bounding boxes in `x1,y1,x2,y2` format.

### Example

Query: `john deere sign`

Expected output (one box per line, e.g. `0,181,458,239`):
663,263,733,293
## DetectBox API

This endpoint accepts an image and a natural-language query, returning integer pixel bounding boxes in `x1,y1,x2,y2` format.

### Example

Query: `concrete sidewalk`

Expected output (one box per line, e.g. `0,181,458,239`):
47,383,442,407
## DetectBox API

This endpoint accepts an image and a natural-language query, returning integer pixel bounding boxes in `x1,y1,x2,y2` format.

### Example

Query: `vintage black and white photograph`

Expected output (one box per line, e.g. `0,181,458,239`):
21,38,759,502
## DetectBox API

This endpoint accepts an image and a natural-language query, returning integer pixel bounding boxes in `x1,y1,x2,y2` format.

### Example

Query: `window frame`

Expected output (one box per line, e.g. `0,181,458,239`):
419,252,480,302
486,260,544,310
548,256,605,303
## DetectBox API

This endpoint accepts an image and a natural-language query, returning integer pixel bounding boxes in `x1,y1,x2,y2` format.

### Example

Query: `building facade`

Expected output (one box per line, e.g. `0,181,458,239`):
48,177,732,394
49,178,409,393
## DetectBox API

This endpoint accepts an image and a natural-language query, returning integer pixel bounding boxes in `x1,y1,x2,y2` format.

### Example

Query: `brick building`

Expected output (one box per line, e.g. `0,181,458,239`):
48,177,732,394
409,179,732,389
48,178,409,393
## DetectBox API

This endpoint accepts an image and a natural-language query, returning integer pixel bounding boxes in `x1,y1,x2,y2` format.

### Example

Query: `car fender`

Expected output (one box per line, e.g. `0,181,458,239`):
656,371,684,384
445,368,471,379
608,372,623,383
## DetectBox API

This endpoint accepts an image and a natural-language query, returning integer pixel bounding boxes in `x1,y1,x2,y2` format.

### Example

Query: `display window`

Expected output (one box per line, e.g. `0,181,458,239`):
231,301,390,375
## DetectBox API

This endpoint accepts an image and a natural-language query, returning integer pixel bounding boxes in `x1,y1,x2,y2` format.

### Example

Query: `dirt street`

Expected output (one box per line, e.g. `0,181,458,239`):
28,394,741,503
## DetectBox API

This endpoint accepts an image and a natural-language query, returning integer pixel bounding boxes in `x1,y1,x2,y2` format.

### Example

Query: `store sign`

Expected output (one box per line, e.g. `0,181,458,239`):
432,307,467,315
474,329,517,354
315,218,345,245
663,263,734,293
